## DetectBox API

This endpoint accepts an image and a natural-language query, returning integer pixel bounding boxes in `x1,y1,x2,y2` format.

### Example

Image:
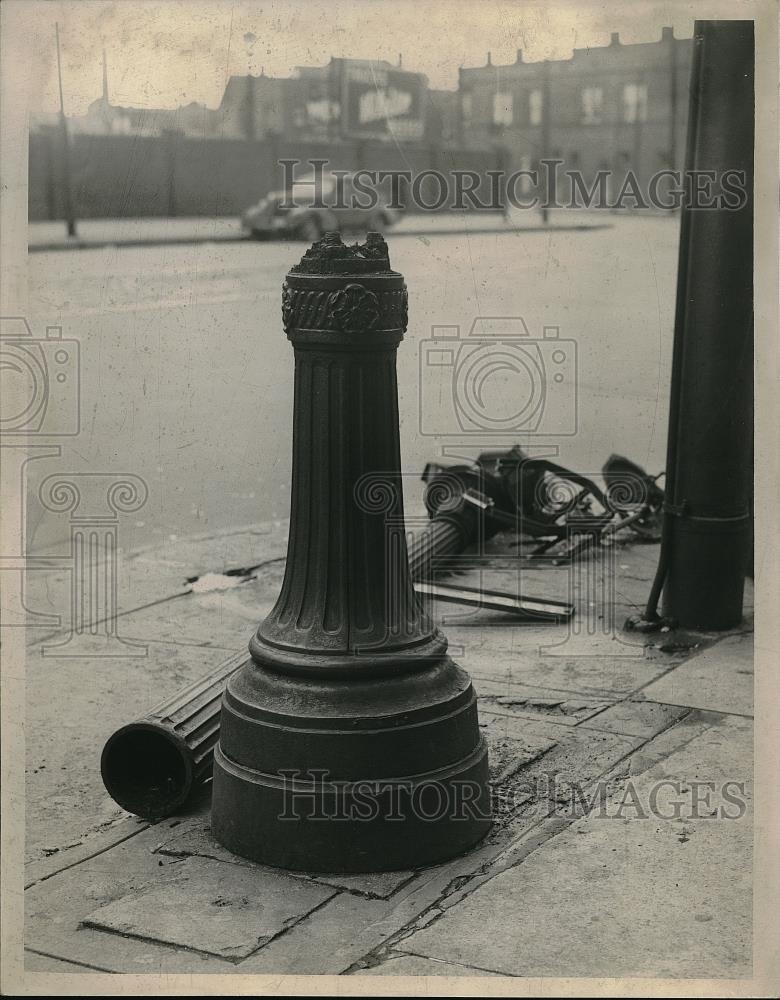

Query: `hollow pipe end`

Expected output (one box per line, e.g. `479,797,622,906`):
100,722,195,820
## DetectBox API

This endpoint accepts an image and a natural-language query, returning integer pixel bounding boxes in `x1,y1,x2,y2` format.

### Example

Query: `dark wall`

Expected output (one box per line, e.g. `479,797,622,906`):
29,131,505,221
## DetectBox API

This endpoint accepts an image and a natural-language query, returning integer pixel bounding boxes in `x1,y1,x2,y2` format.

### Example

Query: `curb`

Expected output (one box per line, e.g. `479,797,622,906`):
28,223,612,254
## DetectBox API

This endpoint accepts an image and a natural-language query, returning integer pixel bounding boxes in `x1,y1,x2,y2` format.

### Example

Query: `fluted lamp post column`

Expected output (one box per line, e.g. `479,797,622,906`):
212,233,491,872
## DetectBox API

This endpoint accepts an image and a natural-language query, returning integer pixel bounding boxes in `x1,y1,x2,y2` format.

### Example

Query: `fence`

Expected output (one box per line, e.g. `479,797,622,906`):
29,130,507,221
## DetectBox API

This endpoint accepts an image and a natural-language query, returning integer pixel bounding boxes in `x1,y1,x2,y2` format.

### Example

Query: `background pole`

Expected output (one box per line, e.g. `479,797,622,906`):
55,22,78,238
659,20,754,629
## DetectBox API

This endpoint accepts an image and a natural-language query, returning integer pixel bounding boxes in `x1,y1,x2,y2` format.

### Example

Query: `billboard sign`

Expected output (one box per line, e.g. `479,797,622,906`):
294,60,427,140
341,61,426,140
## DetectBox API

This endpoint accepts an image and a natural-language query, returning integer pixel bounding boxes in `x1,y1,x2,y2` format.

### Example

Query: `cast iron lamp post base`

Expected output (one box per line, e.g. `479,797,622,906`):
211,234,491,871
212,658,489,872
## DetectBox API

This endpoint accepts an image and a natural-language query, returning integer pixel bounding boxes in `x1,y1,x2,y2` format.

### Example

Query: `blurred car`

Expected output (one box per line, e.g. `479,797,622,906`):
241,172,401,240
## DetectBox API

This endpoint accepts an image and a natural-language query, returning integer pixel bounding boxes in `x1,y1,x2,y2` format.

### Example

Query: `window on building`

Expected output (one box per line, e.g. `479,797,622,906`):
582,87,603,124
306,98,340,124
461,92,473,125
623,83,648,123
493,92,513,127
529,89,543,125
518,154,533,194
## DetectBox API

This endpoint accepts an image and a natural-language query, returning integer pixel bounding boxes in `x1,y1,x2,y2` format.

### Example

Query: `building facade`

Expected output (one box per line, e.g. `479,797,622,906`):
31,29,694,194
457,28,693,195
218,58,434,143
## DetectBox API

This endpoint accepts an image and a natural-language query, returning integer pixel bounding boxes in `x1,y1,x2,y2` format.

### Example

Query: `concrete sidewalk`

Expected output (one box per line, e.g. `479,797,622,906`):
28,211,611,252
22,521,754,980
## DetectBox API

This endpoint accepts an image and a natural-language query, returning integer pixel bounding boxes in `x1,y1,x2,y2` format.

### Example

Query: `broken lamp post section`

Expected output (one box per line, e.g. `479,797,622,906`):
210,233,492,872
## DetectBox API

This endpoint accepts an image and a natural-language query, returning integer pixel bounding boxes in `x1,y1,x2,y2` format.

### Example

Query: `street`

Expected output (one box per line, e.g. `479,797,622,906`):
26,215,680,556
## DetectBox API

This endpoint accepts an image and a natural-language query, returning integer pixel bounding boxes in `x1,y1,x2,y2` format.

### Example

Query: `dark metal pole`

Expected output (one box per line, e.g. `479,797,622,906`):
649,21,753,630
540,60,551,224
55,23,77,239
164,129,178,217
244,74,256,141
668,28,678,172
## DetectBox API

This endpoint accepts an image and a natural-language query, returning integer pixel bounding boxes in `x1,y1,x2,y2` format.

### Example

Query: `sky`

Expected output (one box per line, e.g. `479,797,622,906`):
11,0,734,115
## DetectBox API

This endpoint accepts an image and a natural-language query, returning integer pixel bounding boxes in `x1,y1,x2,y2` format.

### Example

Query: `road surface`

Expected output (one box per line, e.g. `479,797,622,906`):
24,217,679,557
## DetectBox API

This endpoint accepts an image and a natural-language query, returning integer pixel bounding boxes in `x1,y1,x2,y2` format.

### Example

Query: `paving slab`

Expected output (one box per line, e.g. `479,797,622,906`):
27,921,236,975
154,821,414,899
234,891,391,973
446,623,667,698
82,855,336,960
25,951,111,973
481,712,562,771
639,633,754,716
23,523,289,648
476,678,611,726
25,845,237,973
578,699,690,739
235,843,512,975
397,714,752,978
622,709,723,778
314,871,416,899
116,565,285,649
24,815,148,889
483,712,642,784
355,952,504,976
481,711,643,831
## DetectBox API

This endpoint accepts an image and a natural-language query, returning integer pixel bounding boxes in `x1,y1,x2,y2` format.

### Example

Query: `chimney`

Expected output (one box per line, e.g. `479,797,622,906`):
662,26,674,41
398,52,403,68
486,51,492,66
516,49,523,63
610,32,620,45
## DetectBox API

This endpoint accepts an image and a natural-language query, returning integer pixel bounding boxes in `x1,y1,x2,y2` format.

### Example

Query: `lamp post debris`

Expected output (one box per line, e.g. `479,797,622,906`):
102,446,659,821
